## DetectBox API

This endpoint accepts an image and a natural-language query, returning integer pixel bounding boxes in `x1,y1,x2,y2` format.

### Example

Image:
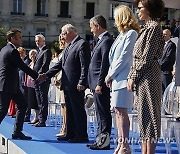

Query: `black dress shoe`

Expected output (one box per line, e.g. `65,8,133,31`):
57,136,72,141
11,115,16,118
87,142,97,147
34,122,46,127
176,117,180,121
12,132,32,140
68,137,89,143
28,119,39,124
89,144,110,150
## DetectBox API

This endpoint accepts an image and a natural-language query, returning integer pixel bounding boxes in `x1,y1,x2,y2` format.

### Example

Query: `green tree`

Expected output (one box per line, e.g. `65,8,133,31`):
50,40,60,55
0,28,6,49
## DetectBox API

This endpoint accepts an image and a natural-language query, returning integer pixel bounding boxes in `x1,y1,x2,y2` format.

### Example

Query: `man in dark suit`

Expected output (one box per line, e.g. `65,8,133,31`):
18,47,31,122
38,24,90,143
33,34,52,127
159,29,176,93
0,29,38,140
87,15,113,150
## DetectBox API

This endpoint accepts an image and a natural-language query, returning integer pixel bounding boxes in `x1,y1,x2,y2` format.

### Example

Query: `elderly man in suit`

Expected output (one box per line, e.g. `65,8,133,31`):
0,29,38,140
38,24,90,143
159,29,176,93
33,34,52,127
87,15,114,150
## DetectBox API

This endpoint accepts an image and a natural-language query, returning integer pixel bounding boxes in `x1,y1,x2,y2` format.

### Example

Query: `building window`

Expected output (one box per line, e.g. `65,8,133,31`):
84,2,94,19
35,0,48,16
36,28,46,36
61,1,69,17
109,3,119,20
12,0,24,15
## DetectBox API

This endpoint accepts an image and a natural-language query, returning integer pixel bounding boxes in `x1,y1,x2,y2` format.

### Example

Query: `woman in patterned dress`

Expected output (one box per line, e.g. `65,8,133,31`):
127,0,165,153
105,5,140,154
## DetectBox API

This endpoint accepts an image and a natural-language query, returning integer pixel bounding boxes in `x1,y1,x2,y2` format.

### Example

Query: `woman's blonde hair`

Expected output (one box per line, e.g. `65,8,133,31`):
29,49,37,57
114,5,140,33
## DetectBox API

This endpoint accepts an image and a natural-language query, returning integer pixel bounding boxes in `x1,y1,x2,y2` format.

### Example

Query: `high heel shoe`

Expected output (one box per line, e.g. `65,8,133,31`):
28,119,39,124
114,143,121,154
119,144,131,154
114,138,123,154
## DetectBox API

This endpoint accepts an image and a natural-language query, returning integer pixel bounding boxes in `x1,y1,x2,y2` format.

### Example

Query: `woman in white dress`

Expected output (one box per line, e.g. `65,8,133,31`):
105,5,140,154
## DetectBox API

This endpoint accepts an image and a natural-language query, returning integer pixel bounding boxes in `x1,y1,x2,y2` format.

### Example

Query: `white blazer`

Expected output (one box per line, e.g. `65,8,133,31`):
108,29,138,91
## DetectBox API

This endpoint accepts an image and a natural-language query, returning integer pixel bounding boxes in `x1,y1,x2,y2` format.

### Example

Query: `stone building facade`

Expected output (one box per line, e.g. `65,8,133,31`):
0,0,179,47
0,0,134,47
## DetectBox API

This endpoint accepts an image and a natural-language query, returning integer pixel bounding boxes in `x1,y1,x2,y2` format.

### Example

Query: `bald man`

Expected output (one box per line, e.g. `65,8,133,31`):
159,29,176,93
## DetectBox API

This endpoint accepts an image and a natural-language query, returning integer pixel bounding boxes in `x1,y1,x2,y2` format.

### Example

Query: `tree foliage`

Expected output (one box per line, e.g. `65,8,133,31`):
50,40,60,54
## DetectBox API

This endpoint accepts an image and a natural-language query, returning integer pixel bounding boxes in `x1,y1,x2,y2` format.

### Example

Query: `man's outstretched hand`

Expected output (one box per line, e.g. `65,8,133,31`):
37,73,47,83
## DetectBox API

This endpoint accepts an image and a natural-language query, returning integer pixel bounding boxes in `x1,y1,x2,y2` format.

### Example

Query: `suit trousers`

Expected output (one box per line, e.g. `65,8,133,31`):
20,85,30,119
0,90,27,133
162,72,173,93
35,81,50,123
93,86,112,136
64,90,88,138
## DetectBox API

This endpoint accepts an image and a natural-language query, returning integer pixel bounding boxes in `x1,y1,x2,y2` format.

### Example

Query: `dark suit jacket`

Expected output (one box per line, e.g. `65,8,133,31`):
46,36,90,90
159,40,176,73
88,32,114,90
19,55,31,87
0,43,38,93
33,46,52,74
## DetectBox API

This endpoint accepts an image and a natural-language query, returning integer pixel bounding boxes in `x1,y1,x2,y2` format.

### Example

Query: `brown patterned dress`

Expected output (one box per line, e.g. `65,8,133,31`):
128,19,164,141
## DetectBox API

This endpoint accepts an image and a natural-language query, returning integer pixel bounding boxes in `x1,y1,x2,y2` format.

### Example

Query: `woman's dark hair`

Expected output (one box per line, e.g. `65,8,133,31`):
134,0,165,18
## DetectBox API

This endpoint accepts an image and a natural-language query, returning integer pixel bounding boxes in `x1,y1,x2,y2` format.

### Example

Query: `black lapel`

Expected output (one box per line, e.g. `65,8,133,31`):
91,32,110,57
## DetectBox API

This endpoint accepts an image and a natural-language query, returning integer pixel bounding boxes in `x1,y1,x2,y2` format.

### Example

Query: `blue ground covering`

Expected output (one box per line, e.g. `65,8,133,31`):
0,116,179,154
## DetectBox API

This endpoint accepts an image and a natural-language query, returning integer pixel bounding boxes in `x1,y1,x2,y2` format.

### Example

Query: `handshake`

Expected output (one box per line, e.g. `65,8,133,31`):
35,73,85,91
36,73,47,83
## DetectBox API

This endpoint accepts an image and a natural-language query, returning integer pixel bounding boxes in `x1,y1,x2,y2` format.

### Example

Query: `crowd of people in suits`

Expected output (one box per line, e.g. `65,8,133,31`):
0,0,180,154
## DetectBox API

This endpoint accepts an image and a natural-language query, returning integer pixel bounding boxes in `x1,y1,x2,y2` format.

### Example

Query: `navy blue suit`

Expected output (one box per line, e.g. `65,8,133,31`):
88,32,113,136
46,36,90,138
33,45,52,123
19,55,31,119
159,40,176,92
0,43,38,133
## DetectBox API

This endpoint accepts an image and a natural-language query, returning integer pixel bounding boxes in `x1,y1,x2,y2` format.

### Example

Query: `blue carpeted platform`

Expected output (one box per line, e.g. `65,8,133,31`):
0,116,179,154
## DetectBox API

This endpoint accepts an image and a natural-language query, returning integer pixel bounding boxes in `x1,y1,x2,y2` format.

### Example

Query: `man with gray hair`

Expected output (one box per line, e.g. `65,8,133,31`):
38,24,90,142
33,34,52,127
87,15,113,150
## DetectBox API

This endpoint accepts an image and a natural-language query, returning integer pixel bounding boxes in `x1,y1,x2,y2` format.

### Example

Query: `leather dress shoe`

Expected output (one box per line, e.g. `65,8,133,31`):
34,122,46,127
28,119,39,124
57,135,72,141
56,133,66,137
89,144,110,150
68,137,89,143
12,132,32,140
87,142,97,147
11,115,16,118
176,117,180,121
